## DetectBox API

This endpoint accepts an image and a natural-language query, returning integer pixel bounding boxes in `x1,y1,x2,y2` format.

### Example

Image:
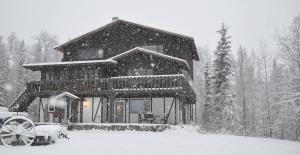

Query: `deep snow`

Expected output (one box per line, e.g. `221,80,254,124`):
1,126,300,155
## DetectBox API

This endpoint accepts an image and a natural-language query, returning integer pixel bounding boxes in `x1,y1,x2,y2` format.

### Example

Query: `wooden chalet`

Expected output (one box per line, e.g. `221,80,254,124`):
9,18,199,125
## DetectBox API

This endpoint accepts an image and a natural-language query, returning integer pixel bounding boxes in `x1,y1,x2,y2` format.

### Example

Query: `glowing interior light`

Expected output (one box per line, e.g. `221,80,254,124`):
83,100,90,109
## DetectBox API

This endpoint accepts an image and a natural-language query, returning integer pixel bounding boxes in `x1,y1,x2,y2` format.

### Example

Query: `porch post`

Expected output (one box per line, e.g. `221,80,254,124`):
178,96,181,124
194,101,197,124
163,97,166,123
181,97,186,124
150,96,153,113
175,96,177,125
38,97,41,122
106,97,109,123
124,99,127,123
128,98,131,123
80,99,83,123
92,97,94,122
109,95,115,123
101,97,104,123
190,104,192,123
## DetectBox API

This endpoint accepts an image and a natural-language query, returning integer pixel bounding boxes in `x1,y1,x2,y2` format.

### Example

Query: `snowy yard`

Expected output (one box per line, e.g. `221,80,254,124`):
1,126,300,155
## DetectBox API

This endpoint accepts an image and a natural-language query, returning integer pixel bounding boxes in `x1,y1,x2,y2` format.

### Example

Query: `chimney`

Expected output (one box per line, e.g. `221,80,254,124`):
112,17,119,21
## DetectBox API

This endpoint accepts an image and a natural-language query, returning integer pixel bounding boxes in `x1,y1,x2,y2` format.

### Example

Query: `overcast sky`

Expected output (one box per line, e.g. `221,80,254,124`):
0,0,299,54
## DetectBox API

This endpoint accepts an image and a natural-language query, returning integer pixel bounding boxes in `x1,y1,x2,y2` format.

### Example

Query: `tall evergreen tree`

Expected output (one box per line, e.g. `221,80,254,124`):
212,23,237,133
236,47,248,135
202,60,213,130
0,36,7,106
15,40,27,95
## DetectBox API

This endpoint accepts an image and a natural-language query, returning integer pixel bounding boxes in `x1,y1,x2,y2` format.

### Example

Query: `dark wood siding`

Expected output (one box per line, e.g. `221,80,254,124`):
61,21,195,77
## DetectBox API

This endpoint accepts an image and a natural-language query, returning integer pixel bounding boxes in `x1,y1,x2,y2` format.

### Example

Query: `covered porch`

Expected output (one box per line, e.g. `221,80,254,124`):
35,94,196,125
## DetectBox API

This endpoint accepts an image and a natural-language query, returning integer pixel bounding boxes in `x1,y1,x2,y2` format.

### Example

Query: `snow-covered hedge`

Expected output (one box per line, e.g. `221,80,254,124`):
71,123,170,132
34,125,67,143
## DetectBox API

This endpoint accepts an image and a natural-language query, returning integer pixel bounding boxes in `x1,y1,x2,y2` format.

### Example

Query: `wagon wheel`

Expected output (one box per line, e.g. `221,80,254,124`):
0,116,36,146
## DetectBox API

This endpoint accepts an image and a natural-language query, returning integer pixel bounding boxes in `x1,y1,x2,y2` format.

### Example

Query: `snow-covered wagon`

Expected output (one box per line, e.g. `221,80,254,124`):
0,105,65,146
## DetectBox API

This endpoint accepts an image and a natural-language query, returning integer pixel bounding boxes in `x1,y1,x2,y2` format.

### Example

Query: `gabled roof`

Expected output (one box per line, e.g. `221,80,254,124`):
54,19,199,61
55,92,80,99
23,59,117,71
55,19,194,51
110,47,190,70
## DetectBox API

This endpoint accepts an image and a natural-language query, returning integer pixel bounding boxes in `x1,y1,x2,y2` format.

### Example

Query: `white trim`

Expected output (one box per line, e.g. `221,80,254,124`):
22,59,117,67
109,47,190,69
111,74,185,79
55,92,80,99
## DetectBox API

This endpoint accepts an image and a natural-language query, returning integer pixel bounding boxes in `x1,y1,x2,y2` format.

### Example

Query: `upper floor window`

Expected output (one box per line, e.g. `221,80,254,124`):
97,49,104,58
141,45,164,53
128,69,153,76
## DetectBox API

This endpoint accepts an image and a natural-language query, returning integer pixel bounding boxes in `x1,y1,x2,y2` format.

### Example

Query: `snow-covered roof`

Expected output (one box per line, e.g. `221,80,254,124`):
23,59,117,70
55,92,80,99
111,74,185,79
22,47,189,71
110,47,190,70
55,19,194,51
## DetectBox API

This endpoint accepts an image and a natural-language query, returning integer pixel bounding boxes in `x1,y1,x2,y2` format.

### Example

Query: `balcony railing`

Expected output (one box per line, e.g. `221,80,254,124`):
26,74,195,99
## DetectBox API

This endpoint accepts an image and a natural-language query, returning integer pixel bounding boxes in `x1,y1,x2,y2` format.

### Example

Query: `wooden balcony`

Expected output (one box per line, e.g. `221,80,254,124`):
26,74,196,102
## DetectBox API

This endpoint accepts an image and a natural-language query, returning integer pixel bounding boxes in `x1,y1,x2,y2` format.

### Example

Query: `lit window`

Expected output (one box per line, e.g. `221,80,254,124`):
97,49,104,58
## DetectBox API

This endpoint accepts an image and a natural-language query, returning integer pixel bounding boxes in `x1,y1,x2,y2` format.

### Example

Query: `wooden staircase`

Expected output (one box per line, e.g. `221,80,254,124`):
9,88,36,112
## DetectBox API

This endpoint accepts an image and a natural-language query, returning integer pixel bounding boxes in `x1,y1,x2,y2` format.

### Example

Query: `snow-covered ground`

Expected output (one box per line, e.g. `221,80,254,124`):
1,126,300,155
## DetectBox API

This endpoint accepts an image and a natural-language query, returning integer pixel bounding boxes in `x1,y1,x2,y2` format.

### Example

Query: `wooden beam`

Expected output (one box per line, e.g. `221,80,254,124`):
109,96,115,123
175,96,177,125
128,98,131,123
106,97,109,123
163,97,166,123
101,97,104,123
124,99,127,123
80,100,83,123
150,96,153,113
92,97,94,122
38,97,42,122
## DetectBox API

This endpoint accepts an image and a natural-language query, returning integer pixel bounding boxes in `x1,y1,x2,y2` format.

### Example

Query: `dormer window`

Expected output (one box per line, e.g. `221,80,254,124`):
98,49,104,58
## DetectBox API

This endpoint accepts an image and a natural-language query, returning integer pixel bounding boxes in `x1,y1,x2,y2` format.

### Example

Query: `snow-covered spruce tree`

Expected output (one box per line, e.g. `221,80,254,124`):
236,46,250,135
34,31,59,62
275,15,300,140
269,59,289,139
0,36,7,106
202,60,213,130
211,23,237,133
14,40,28,96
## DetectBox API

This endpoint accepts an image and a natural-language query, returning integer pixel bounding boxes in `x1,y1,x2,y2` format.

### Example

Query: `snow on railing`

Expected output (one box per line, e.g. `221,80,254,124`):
26,74,194,97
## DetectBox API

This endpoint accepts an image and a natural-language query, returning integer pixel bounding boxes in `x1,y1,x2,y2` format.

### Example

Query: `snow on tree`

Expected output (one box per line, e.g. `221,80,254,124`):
34,31,61,63
235,46,250,135
211,23,237,133
275,15,300,140
0,36,7,106
202,56,213,130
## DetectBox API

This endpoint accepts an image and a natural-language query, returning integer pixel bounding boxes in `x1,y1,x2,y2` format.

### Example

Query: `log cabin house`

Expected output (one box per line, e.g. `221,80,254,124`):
9,18,199,125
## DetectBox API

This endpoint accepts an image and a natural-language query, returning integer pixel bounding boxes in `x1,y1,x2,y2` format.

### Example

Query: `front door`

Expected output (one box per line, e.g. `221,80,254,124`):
115,100,125,123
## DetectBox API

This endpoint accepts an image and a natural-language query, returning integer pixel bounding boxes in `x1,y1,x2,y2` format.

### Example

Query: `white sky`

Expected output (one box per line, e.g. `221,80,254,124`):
0,0,299,54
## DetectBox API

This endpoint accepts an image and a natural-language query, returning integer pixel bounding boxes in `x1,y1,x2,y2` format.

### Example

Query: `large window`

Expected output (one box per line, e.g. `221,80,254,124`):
130,99,150,114
141,45,164,53
78,48,105,60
